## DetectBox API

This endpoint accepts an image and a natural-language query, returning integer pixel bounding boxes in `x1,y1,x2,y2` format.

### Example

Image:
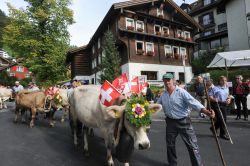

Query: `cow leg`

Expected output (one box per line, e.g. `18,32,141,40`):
104,133,115,166
83,126,90,157
3,101,7,109
61,107,68,123
21,109,26,123
14,107,19,123
49,108,55,127
30,108,36,128
124,163,129,166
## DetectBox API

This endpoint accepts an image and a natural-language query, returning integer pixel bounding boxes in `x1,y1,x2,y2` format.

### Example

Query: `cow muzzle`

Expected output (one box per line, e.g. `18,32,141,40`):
139,142,150,150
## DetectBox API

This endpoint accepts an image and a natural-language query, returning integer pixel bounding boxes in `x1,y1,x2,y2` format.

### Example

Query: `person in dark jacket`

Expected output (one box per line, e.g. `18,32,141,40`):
145,82,154,102
233,75,249,121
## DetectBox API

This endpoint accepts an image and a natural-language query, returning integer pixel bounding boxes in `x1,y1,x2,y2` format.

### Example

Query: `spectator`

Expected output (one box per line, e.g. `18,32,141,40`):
176,80,185,89
28,82,39,91
194,76,207,107
233,75,249,120
13,81,24,93
144,82,154,102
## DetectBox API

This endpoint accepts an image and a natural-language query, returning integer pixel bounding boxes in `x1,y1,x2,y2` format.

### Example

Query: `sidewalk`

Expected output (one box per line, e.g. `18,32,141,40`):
152,110,250,123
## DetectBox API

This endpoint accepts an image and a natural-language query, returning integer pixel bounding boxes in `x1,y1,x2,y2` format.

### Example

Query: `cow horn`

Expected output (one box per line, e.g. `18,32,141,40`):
148,103,162,113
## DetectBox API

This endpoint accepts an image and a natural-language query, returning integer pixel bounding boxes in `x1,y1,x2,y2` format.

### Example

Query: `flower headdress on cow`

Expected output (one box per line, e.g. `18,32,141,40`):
125,96,152,128
45,86,63,105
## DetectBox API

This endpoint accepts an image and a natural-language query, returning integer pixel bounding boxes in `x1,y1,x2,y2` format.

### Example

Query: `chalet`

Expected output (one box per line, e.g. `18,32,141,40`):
66,0,203,85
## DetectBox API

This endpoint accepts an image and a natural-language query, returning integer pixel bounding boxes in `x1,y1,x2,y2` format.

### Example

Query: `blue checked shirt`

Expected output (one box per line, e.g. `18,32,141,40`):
157,86,205,119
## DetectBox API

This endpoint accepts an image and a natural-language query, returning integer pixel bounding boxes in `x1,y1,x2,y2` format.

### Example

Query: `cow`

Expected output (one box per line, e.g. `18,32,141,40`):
15,90,63,128
0,87,12,110
69,85,162,166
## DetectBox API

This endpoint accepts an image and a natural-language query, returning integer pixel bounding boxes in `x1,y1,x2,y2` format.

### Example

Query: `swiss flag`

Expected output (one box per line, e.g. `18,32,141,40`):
112,73,130,94
100,81,121,107
131,76,147,93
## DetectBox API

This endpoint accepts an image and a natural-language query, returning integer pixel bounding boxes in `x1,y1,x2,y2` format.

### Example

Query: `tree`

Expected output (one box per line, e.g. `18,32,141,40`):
0,9,9,49
3,0,74,86
99,31,121,84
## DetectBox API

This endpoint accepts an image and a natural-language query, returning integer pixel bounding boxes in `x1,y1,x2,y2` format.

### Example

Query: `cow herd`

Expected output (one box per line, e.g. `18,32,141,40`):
0,85,162,166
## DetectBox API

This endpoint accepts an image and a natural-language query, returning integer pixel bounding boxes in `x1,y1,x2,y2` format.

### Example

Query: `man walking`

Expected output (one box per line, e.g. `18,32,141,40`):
157,73,214,166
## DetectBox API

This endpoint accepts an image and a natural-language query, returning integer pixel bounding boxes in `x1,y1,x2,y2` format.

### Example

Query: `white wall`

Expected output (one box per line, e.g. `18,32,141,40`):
121,63,193,84
226,0,250,50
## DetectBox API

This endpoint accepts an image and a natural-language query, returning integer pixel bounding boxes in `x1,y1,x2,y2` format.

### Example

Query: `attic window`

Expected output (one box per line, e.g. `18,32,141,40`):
157,8,164,17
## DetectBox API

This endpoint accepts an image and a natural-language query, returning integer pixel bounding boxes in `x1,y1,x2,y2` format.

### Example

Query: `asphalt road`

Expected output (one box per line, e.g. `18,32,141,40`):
0,102,250,166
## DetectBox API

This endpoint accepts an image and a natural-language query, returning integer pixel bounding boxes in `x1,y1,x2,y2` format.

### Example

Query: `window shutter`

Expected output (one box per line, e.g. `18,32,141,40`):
198,15,203,25
209,12,214,24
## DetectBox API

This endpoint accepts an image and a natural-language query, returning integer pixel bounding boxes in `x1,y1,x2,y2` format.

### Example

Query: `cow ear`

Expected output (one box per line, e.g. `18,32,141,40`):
106,105,125,119
148,103,162,114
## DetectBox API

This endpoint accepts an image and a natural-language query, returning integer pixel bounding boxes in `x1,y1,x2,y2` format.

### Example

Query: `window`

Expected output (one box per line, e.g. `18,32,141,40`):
177,30,183,38
217,5,226,14
203,14,211,25
98,54,101,65
92,58,97,69
126,18,135,30
154,25,161,35
157,8,164,17
9,73,15,77
218,23,227,31
146,42,154,56
204,31,212,36
184,31,190,39
162,26,169,36
210,39,220,49
136,41,144,55
92,46,95,54
16,66,24,72
136,20,144,32
141,71,157,80
204,0,211,6
98,38,101,49
180,47,187,59
172,46,179,59
164,45,172,58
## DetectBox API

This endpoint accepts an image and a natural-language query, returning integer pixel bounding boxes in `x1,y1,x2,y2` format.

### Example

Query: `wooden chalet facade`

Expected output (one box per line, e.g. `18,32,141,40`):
67,0,203,85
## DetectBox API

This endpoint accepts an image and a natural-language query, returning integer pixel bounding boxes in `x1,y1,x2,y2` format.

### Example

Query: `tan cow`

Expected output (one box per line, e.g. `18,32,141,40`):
15,90,62,128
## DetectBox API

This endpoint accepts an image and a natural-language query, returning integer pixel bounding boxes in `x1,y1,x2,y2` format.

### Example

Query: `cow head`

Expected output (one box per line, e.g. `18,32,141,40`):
106,100,162,150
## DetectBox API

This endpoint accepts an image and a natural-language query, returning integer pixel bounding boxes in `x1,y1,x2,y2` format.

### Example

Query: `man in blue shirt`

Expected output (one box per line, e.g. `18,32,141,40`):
208,76,232,140
157,73,215,166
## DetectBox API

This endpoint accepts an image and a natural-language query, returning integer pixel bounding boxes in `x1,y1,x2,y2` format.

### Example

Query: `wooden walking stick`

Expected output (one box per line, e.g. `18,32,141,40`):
203,79,227,166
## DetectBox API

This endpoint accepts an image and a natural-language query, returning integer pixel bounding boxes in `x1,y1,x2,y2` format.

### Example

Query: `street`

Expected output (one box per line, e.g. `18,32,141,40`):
0,102,250,166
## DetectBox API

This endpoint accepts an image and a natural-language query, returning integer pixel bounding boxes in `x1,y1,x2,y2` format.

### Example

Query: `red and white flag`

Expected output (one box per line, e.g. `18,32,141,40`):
130,76,140,93
99,81,121,107
112,73,130,94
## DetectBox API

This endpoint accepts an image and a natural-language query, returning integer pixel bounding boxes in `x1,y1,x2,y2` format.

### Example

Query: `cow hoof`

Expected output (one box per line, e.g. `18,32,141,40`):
13,120,18,124
61,119,65,123
49,123,55,127
30,124,34,128
83,150,90,157
21,119,26,124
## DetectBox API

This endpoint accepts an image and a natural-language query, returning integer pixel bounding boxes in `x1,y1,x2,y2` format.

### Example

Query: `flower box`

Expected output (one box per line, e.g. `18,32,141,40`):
127,26,134,31
158,14,163,18
136,49,144,55
165,53,172,58
174,53,180,59
137,28,144,32
186,38,192,42
178,36,184,40
156,31,161,36
146,51,154,56
164,32,169,37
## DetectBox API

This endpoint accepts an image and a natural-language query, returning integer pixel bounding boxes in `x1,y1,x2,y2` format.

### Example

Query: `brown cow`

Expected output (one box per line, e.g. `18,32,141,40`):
14,90,62,128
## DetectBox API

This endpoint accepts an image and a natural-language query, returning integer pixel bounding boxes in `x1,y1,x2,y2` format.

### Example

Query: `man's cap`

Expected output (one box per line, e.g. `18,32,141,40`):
15,81,19,84
162,73,174,80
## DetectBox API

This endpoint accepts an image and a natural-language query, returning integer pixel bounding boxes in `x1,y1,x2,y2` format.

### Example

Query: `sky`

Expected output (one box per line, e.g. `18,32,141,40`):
0,0,196,47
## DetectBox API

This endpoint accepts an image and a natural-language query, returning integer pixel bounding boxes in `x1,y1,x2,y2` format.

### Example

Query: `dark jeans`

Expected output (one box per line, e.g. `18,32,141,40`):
235,96,248,119
211,102,227,136
165,117,203,166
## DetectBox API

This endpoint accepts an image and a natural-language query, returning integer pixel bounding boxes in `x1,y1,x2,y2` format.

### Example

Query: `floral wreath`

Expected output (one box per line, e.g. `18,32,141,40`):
125,96,152,128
